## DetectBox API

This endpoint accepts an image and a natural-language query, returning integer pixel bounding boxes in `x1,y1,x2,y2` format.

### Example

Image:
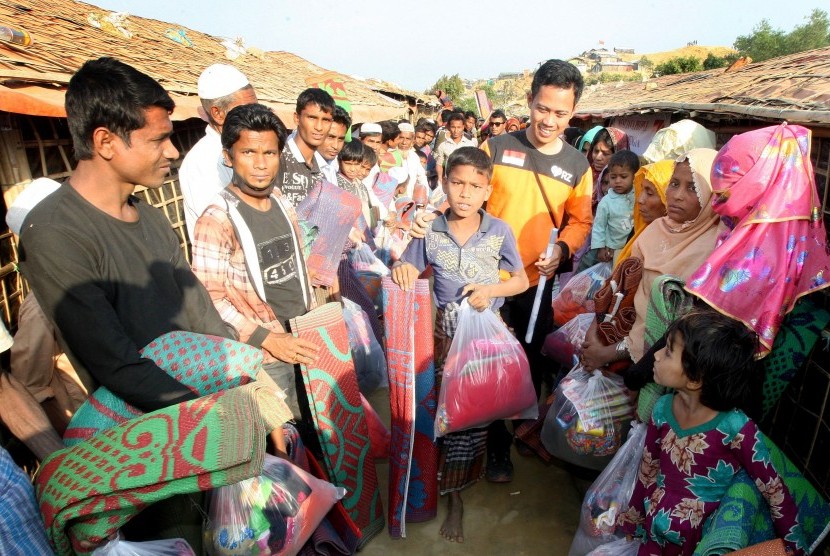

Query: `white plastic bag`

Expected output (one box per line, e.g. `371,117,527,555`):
342,298,388,393
586,537,640,556
553,262,612,325
205,454,346,556
541,365,632,470
566,370,634,433
569,422,647,556
542,312,594,366
435,300,538,437
348,243,389,309
92,534,195,555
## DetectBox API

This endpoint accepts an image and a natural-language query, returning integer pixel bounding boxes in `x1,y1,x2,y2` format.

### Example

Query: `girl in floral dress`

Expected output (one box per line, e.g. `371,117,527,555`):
618,310,805,555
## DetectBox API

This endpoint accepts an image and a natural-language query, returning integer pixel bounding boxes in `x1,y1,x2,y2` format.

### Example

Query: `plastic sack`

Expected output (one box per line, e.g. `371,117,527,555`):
342,299,388,393
542,313,594,367
585,537,640,556
569,422,647,556
541,365,632,470
553,262,611,326
348,243,389,309
564,370,634,433
435,300,538,437
92,535,195,555
205,454,346,556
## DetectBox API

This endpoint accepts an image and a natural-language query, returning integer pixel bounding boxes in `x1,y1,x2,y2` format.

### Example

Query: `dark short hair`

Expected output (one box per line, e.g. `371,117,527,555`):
331,105,351,130
421,121,437,134
361,145,378,167
416,148,428,160
296,88,335,115
446,112,465,126
440,109,453,123
221,103,287,153
608,149,640,173
490,109,506,121
666,310,762,415
531,59,584,105
66,57,175,160
445,146,493,180
464,111,476,120
337,139,364,163
380,120,401,143
415,123,429,134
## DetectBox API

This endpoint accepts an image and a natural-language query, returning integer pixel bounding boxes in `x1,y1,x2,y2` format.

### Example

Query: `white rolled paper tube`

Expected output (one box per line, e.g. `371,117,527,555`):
525,228,558,344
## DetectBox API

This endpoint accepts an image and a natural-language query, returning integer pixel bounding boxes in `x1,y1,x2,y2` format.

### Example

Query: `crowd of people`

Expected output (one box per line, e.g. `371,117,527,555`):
0,54,829,556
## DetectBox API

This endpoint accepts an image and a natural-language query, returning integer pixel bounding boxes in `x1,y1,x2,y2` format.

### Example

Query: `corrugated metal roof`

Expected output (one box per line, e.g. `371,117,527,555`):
0,0,413,121
576,47,830,125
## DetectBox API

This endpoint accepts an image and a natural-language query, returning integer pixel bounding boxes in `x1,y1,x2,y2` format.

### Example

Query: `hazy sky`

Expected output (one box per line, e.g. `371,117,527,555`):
94,0,823,91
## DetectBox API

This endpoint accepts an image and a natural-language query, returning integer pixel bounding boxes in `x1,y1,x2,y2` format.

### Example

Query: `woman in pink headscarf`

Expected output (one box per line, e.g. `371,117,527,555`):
686,123,830,356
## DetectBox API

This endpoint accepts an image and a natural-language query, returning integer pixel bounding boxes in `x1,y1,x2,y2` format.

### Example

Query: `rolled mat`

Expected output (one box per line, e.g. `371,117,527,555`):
63,331,263,446
289,302,384,547
35,384,290,556
295,181,363,288
594,256,642,319
381,277,438,537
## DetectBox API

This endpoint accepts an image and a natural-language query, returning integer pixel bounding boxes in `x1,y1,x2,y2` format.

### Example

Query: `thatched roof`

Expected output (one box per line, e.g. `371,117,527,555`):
576,47,830,126
0,0,415,122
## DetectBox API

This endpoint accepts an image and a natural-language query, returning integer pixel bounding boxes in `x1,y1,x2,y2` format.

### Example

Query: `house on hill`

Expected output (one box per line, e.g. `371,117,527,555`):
0,0,422,339
575,46,830,507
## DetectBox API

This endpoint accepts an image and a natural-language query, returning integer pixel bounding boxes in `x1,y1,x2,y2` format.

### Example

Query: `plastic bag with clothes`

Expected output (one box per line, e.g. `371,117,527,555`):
585,537,641,556
342,298,387,393
348,243,389,309
435,300,538,437
92,534,195,555
204,454,346,556
542,313,595,367
569,422,647,556
553,262,612,326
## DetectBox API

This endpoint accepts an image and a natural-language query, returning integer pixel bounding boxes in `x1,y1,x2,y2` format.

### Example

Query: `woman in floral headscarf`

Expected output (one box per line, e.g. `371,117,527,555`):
686,124,830,356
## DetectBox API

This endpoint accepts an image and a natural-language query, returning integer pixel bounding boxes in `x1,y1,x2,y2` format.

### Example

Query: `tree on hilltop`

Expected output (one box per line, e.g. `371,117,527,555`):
734,8,830,62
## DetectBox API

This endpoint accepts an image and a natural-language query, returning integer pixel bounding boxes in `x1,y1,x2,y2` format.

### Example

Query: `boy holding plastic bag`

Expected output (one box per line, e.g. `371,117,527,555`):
391,147,530,543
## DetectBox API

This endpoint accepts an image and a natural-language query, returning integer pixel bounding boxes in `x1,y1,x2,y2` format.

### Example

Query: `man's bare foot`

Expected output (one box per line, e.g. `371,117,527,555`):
440,491,464,542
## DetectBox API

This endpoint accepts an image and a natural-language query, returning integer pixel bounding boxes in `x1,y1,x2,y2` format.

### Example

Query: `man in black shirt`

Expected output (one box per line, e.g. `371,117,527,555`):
20,57,229,412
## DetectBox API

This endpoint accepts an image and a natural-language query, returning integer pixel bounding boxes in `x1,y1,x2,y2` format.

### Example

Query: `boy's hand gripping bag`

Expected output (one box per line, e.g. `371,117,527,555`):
568,422,647,556
542,312,595,367
435,300,538,437
204,454,346,556
552,262,612,326
92,534,196,555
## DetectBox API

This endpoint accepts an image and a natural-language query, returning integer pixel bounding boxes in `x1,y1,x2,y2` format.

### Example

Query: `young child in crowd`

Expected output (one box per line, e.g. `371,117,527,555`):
577,150,638,271
336,140,374,229
391,147,529,544
618,311,804,555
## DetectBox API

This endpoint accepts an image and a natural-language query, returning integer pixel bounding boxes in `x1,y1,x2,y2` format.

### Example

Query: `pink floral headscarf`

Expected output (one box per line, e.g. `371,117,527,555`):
686,124,830,356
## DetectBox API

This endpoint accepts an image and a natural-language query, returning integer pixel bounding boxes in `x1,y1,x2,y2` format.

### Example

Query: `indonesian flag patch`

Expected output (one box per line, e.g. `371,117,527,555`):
501,149,526,167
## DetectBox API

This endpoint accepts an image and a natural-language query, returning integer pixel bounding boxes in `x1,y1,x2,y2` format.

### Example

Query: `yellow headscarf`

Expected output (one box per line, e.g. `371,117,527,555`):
614,160,674,266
